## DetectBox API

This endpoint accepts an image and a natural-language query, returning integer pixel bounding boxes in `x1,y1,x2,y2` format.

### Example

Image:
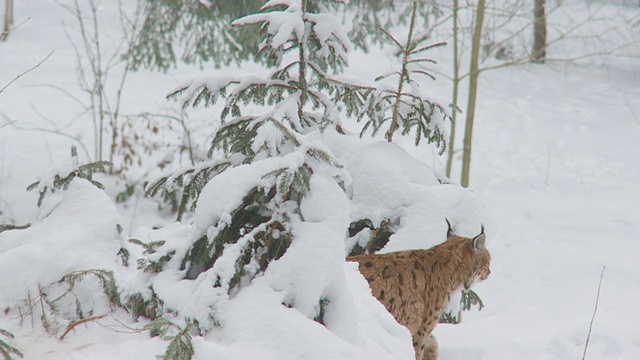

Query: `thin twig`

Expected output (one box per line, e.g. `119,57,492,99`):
23,84,87,108
96,314,146,334
60,314,106,340
0,50,54,93
0,119,16,129
582,266,606,360
10,16,31,32
8,120,92,161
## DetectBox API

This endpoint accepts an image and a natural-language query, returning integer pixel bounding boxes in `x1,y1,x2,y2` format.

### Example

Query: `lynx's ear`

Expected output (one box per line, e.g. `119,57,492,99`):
472,225,486,249
445,218,455,238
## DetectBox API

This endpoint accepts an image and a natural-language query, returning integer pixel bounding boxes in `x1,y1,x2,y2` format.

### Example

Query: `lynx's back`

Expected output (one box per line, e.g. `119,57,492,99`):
348,226,490,360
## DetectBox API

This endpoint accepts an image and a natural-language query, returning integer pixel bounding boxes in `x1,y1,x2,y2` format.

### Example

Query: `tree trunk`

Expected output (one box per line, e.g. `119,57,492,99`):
532,0,547,63
460,0,486,188
1,0,13,42
445,0,460,178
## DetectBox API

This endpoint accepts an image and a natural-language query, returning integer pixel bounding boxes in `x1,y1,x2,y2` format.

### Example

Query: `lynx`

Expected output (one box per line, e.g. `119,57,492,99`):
348,221,490,360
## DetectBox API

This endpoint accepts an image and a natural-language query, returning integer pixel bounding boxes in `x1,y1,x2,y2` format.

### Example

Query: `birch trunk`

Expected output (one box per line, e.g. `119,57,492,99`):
460,0,486,188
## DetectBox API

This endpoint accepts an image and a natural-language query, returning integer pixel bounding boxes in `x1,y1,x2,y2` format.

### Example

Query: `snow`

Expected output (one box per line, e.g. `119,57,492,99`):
203,275,412,360
1,0,640,359
0,179,125,308
266,173,351,327
337,140,489,251
193,153,304,233
233,1,305,49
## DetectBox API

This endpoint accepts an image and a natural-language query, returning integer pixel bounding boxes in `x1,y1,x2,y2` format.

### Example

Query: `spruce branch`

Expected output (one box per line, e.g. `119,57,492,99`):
144,159,231,221
124,291,161,321
438,311,459,325
460,289,484,312
127,238,176,274
56,269,122,310
347,218,396,257
356,0,449,151
0,329,23,360
145,319,194,360
27,146,112,207
582,266,606,360
0,223,30,233
437,289,485,325
385,0,419,143
306,147,342,169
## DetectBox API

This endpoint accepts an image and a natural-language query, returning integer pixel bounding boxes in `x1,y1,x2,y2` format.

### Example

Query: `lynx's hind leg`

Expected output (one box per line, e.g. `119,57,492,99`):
423,334,438,360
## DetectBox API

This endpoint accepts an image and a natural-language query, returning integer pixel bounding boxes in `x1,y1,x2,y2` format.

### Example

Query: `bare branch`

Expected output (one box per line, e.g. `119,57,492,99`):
582,266,606,360
8,114,92,161
23,84,87,108
0,50,54,94
10,16,31,32
60,314,107,340
0,119,16,129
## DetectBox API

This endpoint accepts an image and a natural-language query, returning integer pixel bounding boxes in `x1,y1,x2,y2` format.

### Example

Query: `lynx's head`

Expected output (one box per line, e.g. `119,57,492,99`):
447,220,491,289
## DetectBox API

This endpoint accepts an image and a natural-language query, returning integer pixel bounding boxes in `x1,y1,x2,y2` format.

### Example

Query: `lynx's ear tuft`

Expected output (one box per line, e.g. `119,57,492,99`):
445,218,454,238
472,232,486,250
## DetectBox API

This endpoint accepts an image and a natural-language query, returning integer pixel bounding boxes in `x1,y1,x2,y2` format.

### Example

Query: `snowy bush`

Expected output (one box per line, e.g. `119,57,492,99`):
0,172,127,335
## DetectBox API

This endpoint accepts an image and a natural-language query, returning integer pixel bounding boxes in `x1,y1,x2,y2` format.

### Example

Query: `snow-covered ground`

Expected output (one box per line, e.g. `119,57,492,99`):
435,62,640,359
1,1,640,359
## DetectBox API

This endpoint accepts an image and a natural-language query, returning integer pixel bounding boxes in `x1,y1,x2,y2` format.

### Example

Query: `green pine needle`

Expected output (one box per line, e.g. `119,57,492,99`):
0,329,23,360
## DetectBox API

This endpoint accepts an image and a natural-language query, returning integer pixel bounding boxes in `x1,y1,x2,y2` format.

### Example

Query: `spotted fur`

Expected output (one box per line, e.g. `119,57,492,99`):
348,225,490,360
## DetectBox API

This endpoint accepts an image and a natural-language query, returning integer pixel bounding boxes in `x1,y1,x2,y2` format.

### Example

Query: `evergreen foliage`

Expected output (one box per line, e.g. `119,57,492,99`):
140,0,354,329
180,182,295,296
0,223,30,234
129,239,176,274
147,0,353,222
144,319,194,360
48,269,122,318
127,0,443,71
439,289,484,324
125,291,161,322
357,0,449,149
0,329,22,360
149,0,448,220
26,146,111,207
346,218,395,257
127,0,264,71
313,298,330,325
145,159,232,221
461,288,484,312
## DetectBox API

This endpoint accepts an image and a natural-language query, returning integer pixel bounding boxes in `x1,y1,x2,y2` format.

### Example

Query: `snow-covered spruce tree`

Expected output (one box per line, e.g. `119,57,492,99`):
145,0,356,222
147,0,449,223
355,0,449,147
345,0,450,256
138,0,356,335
